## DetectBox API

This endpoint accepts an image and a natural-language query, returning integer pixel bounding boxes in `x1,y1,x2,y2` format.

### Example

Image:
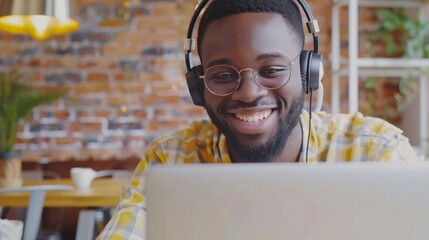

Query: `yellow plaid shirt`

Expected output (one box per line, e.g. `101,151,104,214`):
97,110,418,239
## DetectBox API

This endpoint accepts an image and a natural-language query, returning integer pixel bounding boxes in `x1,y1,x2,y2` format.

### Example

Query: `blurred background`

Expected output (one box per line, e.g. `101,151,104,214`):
0,0,429,238
0,0,427,161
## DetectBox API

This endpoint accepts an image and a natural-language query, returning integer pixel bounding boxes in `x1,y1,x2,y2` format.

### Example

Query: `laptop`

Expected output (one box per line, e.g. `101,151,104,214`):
146,162,429,240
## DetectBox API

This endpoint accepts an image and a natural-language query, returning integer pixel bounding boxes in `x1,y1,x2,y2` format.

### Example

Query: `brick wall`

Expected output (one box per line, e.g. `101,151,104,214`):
0,1,205,161
0,0,402,161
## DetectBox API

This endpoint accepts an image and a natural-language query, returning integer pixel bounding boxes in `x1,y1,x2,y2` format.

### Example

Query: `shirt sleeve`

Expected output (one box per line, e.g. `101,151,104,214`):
374,133,421,162
96,144,163,240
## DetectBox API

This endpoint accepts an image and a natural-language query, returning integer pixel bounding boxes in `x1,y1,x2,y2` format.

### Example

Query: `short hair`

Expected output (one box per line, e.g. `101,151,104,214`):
197,0,305,56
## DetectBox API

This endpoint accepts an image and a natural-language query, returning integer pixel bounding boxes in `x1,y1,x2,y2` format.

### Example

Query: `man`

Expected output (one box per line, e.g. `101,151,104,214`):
97,0,418,239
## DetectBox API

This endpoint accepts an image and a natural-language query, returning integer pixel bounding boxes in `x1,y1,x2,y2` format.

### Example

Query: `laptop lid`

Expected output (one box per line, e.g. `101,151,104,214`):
146,163,429,240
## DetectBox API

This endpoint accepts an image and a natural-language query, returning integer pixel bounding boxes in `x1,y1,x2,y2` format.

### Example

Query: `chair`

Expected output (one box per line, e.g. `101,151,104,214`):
0,185,73,240
75,170,134,240
21,170,66,240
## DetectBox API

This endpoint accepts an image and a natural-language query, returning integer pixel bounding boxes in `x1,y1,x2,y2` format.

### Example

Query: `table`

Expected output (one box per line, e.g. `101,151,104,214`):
0,178,128,207
0,178,128,240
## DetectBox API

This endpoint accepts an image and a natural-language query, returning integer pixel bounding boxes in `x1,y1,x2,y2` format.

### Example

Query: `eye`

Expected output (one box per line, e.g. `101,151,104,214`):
212,72,236,80
259,66,289,78
206,67,238,83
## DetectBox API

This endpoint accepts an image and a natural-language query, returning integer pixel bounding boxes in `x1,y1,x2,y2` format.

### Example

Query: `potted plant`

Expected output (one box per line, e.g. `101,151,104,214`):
0,70,66,186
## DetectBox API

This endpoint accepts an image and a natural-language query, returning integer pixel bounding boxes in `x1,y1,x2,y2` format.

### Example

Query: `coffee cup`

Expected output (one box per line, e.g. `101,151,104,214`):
70,167,96,189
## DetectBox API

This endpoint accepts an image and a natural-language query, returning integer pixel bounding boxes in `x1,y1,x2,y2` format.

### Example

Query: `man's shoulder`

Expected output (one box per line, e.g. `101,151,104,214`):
151,118,219,145
144,119,227,164
310,111,403,137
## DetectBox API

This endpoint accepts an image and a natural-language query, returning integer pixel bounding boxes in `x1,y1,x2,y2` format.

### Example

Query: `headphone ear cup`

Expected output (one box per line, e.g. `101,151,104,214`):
186,65,205,106
300,50,311,94
300,50,321,94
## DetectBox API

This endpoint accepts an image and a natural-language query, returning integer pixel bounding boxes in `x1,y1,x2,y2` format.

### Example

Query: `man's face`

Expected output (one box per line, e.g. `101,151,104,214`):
200,12,304,163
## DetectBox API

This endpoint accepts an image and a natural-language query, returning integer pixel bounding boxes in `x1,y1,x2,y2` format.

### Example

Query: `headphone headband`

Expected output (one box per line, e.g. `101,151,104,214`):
185,0,210,71
184,0,320,71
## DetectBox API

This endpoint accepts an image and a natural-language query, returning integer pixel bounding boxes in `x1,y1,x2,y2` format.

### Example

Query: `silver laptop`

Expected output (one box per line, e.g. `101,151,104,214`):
146,162,429,240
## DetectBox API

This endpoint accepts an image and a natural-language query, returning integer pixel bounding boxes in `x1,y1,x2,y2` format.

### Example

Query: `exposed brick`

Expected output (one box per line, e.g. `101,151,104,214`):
74,83,111,94
146,117,189,132
0,44,20,55
177,105,207,118
53,137,82,145
45,72,83,84
102,43,141,57
139,72,167,81
0,33,19,42
78,58,118,69
154,108,170,117
114,83,146,94
71,32,113,44
128,32,181,45
113,72,129,81
26,71,45,82
149,2,180,16
68,95,105,107
87,72,110,83
71,118,107,135
37,109,72,121
129,109,148,119
45,59,64,68
135,16,181,29
29,122,67,137
142,94,180,105
94,109,114,118
107,95,141,106
76,110,91,119
107,119,144,131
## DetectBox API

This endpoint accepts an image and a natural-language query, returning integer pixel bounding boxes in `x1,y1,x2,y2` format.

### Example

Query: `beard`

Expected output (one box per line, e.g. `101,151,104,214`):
206,92,304,163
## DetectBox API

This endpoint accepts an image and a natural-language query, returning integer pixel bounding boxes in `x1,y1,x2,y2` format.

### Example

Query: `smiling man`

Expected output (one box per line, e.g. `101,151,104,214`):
97,0,419,239
200,11,304,163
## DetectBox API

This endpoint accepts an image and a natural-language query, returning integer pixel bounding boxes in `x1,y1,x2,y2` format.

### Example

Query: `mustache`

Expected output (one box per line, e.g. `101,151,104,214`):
223,99,277,111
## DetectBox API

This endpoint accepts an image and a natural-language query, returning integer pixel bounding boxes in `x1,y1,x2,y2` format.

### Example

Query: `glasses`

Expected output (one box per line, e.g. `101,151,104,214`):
200,56,298,96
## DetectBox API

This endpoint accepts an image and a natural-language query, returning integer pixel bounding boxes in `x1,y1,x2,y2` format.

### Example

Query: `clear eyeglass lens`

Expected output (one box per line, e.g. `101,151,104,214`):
204,57,292,96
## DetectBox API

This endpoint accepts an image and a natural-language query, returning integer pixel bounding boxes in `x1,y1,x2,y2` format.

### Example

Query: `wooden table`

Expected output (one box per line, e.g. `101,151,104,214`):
0,178,128,207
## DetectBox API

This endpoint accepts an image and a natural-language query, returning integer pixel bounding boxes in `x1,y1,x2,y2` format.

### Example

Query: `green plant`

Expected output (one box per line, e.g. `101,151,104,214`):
0,71,66,153
373,8,429,58
362,8,427,119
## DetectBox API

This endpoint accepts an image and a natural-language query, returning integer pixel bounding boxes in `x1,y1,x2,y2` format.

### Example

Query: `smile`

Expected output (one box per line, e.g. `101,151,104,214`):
235,110,272,123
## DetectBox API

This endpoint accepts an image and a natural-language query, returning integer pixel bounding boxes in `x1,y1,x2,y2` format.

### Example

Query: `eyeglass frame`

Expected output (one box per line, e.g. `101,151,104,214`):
199,54,300,97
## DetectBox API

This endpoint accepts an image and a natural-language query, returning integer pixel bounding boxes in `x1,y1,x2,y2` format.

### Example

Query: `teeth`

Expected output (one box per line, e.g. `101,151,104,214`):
235,110,272,123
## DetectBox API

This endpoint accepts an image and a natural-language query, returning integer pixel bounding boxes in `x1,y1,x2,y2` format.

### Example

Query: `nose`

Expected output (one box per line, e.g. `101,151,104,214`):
230,69,268,102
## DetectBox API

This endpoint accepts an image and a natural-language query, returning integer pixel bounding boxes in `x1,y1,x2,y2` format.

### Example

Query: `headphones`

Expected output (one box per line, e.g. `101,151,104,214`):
184,0,322,107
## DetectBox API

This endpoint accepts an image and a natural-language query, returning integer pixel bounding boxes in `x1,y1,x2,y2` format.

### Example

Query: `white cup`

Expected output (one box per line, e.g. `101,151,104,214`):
70,167,97,189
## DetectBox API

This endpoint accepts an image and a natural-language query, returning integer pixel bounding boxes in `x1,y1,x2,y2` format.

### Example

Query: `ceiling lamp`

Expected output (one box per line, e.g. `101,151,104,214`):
0,0,79,40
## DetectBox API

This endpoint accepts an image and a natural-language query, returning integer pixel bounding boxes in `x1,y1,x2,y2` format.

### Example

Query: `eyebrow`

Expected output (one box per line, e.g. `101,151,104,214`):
206,59,232,68
256,53,288,61
206,52,292,68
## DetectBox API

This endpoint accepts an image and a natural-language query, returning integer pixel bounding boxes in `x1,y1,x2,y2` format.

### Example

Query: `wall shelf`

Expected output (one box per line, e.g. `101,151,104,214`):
330,0,429,157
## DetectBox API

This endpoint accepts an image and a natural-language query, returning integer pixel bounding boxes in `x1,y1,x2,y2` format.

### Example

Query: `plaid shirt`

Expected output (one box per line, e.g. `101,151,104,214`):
96,110,418,240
